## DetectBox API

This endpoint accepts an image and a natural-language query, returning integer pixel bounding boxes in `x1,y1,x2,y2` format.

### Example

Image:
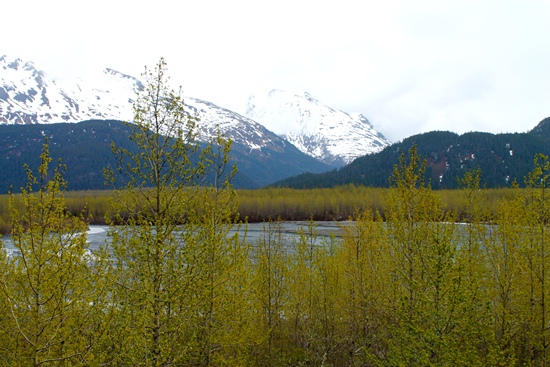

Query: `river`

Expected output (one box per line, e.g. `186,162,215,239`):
0,221,350,255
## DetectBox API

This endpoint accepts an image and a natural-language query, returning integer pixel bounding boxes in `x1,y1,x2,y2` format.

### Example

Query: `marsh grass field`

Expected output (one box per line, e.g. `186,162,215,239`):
0,185,511,235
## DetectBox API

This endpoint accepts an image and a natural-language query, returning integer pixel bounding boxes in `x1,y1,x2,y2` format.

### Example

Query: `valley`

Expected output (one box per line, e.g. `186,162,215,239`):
1,54,550,366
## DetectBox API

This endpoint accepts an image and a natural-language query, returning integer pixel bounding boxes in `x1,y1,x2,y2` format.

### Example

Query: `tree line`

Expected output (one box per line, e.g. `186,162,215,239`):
2,59,550,366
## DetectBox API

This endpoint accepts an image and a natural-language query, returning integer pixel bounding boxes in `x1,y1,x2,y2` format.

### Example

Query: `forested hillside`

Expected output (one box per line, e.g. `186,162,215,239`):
274,117,550,189
0,119,332,192
0,120,134,192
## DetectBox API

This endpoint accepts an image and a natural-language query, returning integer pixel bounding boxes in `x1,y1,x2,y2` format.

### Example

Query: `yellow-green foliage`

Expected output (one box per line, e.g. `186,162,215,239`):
5,142,550,364
5,61,550,365
237,185,386,221
0,191,112,234
0,185,527,235
0,142,110,367
64,190,112,223
0,195,12,234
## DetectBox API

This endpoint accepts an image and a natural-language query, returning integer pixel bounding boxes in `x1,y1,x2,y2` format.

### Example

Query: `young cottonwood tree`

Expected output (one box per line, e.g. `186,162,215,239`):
454,168,499,365
285,221,321,364
285,220,345,365
381,145,479,366
0,142,109,367
520,154,550,365
486,187,526,365
338,209,390,365
104,58,242,366
189,136,254,366
251,219,290,366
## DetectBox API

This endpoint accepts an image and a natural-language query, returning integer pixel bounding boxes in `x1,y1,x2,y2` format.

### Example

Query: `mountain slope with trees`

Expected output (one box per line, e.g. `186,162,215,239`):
0,119,332,193
273,117,550,189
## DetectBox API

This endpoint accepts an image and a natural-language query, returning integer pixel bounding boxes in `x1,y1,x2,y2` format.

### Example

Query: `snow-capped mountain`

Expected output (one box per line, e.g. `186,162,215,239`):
245,89,391,166
0,55,334,188
0,55,294,154
1,55,389,170
0,55,142,124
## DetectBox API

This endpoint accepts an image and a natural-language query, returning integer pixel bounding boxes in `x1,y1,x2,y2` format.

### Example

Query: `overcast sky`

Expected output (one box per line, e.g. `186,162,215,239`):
4,0,550,142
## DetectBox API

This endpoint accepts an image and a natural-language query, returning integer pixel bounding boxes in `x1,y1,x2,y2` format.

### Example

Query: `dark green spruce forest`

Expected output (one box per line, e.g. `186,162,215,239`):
3,59,550,366
0,120,332,193
274,117,550,190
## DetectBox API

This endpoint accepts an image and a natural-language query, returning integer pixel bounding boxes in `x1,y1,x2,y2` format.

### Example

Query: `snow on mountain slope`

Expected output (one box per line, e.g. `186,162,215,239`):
245,89,391,166
1,55,388,167
181,97,295,152
0,55,288,153
0,55,142,124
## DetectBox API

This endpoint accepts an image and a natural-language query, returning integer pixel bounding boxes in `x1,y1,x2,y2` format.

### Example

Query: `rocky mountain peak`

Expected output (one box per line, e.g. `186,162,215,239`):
245,89,391,166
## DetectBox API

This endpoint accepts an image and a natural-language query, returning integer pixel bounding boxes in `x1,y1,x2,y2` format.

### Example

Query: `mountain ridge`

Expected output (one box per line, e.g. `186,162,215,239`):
0,55,142,124
1,55,387,168
0,55,337,189
272,118,550,190
245,89,390,166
